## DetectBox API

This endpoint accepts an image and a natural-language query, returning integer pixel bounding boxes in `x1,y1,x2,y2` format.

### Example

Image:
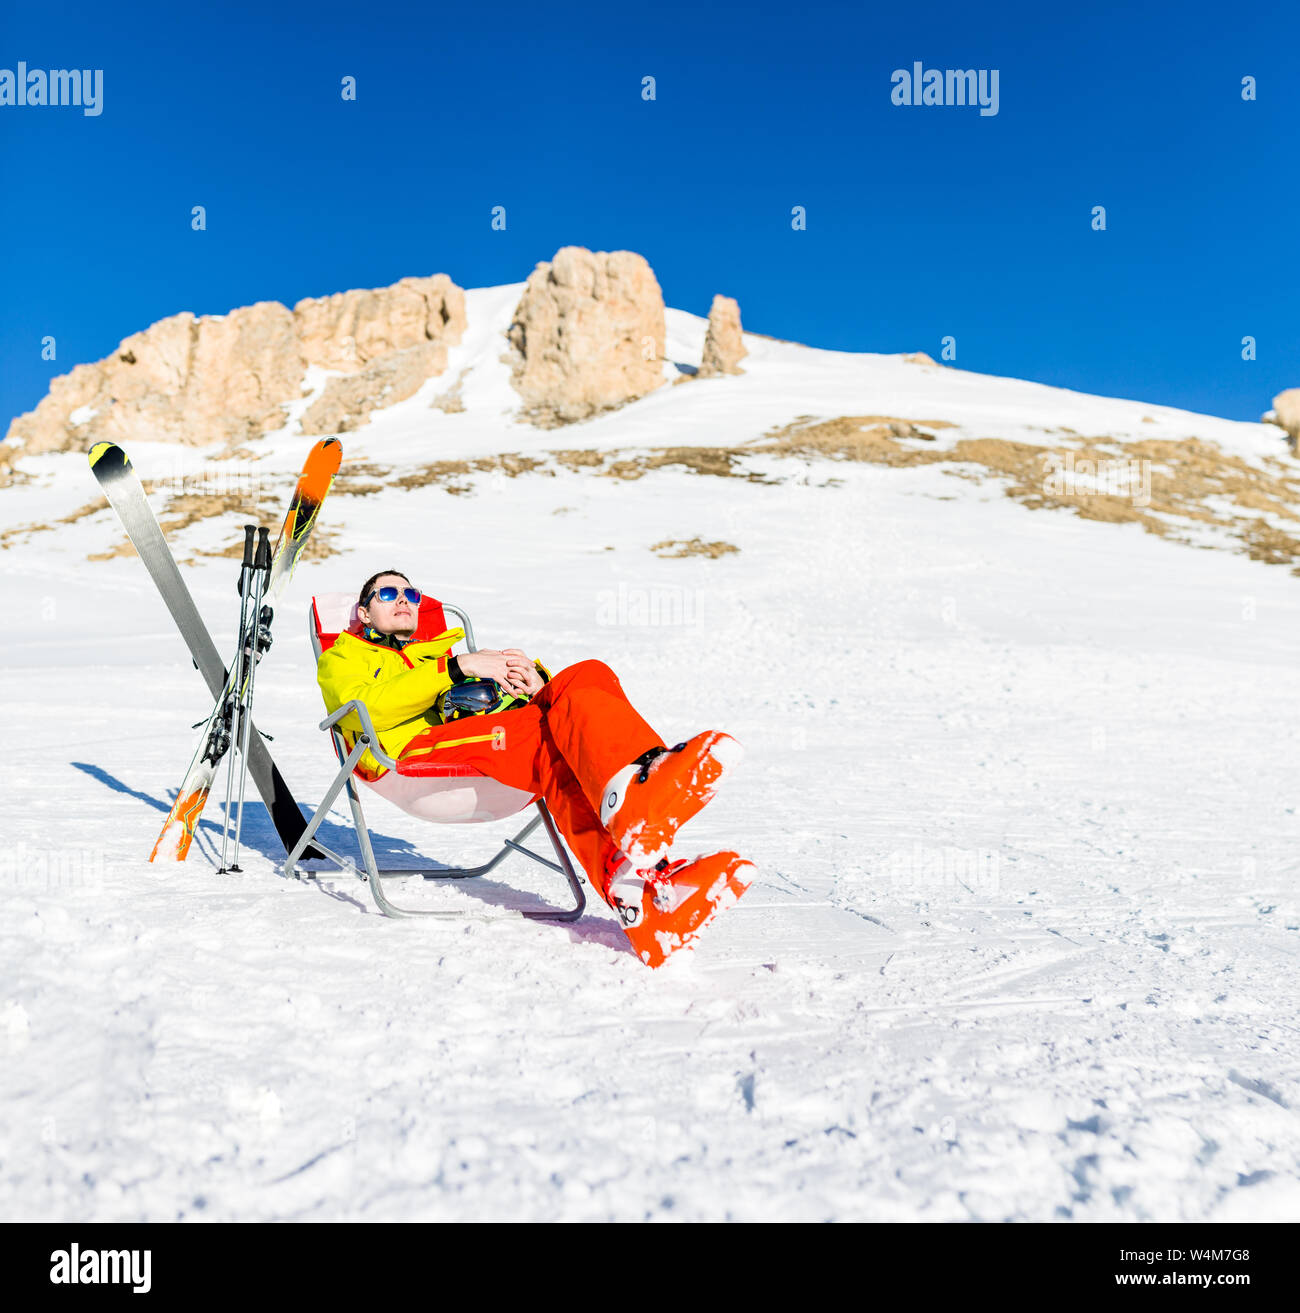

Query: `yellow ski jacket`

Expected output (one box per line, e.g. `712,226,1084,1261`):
316,627,467,778
316,627,549,779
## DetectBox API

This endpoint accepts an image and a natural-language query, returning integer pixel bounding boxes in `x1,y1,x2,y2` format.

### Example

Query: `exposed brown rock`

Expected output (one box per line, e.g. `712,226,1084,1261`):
301,342,449,434
759,416,1300,571
506,247,665,426
1268,388,1300,450
294,274,464,371
431,368,469,414
651,536,740,558
698,294,747,377
3,274,466,468
4,302,303,460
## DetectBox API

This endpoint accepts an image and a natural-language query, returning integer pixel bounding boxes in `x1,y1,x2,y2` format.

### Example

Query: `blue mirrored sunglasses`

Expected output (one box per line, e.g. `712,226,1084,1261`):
366,586,422,606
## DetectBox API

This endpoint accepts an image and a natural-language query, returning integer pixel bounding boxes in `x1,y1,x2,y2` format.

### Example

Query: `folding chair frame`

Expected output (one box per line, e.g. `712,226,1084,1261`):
282,601,586,922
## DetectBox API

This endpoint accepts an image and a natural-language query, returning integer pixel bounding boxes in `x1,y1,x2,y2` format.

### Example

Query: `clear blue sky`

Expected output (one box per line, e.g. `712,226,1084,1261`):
2,0,1296,430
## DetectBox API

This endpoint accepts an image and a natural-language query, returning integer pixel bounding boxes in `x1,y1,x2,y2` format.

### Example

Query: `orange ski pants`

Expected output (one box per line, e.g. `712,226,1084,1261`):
397,659,665,893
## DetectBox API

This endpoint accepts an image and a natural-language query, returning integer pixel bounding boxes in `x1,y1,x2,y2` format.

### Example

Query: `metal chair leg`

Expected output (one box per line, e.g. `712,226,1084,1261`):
361,797,586,921
284,768,586,923
283,738,369,880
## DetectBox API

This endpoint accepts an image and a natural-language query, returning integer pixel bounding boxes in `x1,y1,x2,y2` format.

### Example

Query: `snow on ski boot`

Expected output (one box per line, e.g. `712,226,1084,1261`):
599,730,744,866
605,850,755,969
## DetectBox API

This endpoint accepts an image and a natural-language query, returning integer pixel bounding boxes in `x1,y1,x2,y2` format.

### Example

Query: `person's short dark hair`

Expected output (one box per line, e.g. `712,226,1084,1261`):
358,569,412,610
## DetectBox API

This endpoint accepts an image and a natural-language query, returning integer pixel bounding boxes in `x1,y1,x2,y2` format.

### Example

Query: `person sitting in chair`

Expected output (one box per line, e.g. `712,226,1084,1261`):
315,570,754,966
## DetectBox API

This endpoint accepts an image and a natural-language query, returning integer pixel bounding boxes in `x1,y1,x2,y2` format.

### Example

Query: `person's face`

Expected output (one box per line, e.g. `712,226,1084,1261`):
359,574,418,636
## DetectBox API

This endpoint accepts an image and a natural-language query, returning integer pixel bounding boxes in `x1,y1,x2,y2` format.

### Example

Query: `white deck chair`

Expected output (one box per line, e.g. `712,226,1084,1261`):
283,592,586,921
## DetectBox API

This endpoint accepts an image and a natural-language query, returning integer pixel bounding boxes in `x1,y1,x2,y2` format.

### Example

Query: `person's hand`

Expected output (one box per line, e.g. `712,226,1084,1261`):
457,648,538,699
500,649,544,698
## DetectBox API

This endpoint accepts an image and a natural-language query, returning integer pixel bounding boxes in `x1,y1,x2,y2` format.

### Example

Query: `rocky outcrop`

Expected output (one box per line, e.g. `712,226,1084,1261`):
5,301,304,458
698,294,747,377
506,247,665,427
3,274,466,464
301,342,447,434
294,275,464,372
1268,388,1300,450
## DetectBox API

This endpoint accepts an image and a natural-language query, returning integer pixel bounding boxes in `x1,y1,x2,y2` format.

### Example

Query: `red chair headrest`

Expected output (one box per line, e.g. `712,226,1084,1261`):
312,593,452,653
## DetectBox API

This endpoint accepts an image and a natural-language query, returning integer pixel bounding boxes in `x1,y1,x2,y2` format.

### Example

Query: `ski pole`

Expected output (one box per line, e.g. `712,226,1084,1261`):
218,526,258,873
228,527,271,873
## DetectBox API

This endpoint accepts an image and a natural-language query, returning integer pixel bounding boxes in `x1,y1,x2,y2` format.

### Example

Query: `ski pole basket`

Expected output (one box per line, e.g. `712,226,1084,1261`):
283,593,586,922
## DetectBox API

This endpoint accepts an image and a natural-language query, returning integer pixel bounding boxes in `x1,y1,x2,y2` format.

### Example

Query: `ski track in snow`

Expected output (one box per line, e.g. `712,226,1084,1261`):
2,297,1299,1222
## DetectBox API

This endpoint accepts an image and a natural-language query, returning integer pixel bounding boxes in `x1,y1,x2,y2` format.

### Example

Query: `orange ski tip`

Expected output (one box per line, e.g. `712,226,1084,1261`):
270,440,343,557
301,438,343,489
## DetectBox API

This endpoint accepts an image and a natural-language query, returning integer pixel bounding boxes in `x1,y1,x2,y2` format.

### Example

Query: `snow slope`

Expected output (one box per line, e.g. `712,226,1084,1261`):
1,287,1298,1222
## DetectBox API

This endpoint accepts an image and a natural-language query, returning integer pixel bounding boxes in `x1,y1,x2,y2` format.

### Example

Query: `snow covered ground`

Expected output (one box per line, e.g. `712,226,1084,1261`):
2,289,1298,1222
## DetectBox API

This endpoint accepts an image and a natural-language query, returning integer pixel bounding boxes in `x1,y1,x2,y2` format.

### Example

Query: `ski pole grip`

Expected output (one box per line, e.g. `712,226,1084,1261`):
241,525,256,567
255,526,271,571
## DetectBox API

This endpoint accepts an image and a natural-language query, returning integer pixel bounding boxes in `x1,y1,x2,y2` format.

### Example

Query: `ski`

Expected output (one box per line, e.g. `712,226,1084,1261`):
150,589,271,863
147,439,341,861
267,437,342,599
150,699,234,861
88,441,327,858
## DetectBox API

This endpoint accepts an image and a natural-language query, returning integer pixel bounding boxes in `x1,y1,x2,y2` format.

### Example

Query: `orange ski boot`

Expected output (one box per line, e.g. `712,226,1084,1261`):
599,731,744,866
604,850,755,968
